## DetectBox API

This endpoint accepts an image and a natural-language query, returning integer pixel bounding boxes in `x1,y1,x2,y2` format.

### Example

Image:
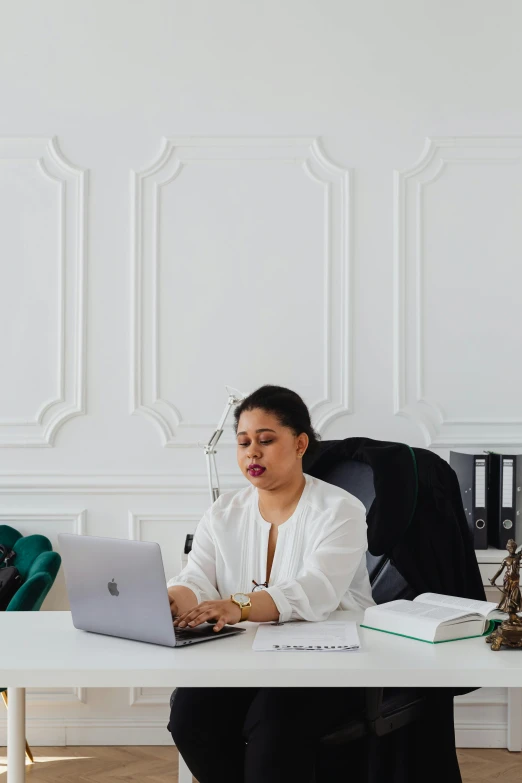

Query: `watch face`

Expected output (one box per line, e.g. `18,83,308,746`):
234,593,249,604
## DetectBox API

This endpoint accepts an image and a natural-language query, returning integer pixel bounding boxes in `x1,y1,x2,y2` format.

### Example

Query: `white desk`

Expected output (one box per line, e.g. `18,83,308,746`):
2,610,522,782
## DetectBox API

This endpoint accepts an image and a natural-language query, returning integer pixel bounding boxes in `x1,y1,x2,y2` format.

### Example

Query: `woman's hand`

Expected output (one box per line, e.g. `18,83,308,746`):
173,599,241,632
167,587,179,618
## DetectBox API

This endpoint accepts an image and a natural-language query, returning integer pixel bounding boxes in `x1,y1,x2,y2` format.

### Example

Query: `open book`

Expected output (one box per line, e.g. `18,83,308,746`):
361,593,504,644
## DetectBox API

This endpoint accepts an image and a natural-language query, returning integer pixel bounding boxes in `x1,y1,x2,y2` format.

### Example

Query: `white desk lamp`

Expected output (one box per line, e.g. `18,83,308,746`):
202,385,246,504
182,386,246,567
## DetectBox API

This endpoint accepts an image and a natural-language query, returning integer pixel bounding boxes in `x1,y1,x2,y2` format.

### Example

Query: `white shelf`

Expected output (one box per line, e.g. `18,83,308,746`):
475,547,506,564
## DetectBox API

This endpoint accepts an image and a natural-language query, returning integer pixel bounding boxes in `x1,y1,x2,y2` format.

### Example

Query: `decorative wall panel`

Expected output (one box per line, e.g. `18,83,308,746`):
0,137,86,446
131,137,351,446
394,137,522,447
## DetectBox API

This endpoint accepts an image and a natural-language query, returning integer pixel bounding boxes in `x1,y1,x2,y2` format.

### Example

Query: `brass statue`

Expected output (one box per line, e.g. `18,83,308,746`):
485,539,522,651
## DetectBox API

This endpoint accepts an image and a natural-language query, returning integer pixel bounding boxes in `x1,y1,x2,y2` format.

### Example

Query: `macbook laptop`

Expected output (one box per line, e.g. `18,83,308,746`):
57,533,246,647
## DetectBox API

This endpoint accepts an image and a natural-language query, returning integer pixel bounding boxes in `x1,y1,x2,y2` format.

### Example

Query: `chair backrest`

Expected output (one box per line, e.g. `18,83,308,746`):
307,459,415,605
0,524,61,611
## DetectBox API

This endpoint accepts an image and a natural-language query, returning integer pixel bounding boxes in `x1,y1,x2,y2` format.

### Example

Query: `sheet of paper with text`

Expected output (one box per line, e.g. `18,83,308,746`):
252,620,360,651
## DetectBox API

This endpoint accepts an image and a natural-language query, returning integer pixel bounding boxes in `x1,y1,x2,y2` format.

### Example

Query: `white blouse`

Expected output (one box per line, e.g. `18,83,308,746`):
167,472,376,623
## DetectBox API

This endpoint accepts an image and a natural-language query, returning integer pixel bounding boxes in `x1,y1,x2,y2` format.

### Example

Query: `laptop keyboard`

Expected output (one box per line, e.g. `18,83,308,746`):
173,624,238,641
174,627,201,640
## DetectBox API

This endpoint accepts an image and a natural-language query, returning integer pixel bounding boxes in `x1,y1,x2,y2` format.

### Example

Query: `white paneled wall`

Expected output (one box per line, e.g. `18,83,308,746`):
131,137,352,444
395,138,522,448
1,0,521,748
0,138,86,447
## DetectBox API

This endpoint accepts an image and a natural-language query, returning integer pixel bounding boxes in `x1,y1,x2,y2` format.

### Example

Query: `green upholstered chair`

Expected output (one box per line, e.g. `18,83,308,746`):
0,524,62,763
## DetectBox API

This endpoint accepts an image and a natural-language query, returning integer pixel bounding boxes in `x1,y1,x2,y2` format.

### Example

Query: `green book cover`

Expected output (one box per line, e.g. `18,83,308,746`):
360,619,498,645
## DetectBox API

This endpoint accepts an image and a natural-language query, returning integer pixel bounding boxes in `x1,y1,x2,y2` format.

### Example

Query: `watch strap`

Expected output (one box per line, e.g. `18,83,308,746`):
231,594,252,622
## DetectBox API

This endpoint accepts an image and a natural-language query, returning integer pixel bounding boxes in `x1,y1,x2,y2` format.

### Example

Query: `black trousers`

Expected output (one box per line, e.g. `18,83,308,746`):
167,686,366,783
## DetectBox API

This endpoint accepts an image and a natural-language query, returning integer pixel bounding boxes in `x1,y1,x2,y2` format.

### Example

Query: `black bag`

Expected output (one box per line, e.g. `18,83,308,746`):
0,544,22,610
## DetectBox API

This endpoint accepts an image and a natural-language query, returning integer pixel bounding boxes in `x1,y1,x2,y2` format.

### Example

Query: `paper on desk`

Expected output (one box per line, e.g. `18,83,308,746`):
252,620,360,651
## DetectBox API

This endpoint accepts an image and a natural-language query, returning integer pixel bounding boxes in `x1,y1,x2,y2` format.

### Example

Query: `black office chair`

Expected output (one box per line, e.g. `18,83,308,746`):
310,456,465,782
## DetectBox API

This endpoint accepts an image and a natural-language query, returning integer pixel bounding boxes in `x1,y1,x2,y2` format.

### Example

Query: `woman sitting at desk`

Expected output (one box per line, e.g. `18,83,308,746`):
167,384,375,783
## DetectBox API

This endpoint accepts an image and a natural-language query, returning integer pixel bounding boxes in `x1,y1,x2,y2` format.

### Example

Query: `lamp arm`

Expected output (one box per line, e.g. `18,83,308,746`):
203,390,245,505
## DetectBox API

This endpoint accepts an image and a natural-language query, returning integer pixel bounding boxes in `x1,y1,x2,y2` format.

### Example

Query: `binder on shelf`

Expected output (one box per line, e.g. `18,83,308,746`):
486,453,519,550
449,452,489,550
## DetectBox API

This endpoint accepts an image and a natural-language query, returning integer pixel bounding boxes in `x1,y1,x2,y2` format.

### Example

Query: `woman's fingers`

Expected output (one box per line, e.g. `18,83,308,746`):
174,611,198,626
177,608,214,627
213,617,226,632
173,612,195,626
186,611,213,627
174,603,209,625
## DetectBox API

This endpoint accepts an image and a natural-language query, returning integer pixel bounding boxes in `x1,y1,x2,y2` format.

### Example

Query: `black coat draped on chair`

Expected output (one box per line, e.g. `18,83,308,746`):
303,437,485,783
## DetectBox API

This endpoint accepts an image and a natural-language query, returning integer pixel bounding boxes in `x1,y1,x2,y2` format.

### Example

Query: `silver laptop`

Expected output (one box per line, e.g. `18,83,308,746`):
57,533,246,647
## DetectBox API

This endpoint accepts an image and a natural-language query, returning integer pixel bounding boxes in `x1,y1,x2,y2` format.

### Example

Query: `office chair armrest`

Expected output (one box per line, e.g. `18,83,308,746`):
365,687,384,723
365,687,426,737
180,534,194,569
319,688,426,747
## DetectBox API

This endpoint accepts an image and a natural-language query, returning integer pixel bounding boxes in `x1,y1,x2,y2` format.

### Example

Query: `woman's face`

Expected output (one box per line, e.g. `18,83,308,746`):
236,408,308,487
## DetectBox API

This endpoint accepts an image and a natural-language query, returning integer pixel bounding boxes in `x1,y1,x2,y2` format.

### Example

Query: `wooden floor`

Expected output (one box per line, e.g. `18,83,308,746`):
0,746,521,781
458,748,522,781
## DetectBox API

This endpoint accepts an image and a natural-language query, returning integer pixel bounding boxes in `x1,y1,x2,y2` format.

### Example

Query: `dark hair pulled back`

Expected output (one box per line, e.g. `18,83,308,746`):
233,385,321,457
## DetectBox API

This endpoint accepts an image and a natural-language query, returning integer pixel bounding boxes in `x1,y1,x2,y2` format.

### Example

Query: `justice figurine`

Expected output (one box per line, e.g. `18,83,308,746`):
485,539,522,651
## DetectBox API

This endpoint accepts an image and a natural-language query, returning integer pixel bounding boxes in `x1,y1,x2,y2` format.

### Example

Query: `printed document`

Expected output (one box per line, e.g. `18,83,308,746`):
252,620,360,651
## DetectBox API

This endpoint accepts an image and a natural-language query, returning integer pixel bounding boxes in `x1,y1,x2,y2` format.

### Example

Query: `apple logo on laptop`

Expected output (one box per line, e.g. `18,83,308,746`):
108,578,119,597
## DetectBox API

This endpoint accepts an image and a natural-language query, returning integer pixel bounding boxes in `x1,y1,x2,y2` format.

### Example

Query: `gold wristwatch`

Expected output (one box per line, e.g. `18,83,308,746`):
230,592,252,622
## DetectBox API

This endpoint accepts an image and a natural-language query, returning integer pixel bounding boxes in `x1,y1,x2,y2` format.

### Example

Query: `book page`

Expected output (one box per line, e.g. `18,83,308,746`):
366,600,482,627
252,620,360,651
363,600,488,643
414,593,500,619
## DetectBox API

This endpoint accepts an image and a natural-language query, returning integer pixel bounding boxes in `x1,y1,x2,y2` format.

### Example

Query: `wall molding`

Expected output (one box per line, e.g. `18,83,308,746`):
0,136,87,447
128,510,202,541
0,508,86,533
454,723,507,749
394,136,522,447
0,473,244,494
129,687,171,707
26,688,87,706
0,718,175,747
130,136,352,447
0,716,506,749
